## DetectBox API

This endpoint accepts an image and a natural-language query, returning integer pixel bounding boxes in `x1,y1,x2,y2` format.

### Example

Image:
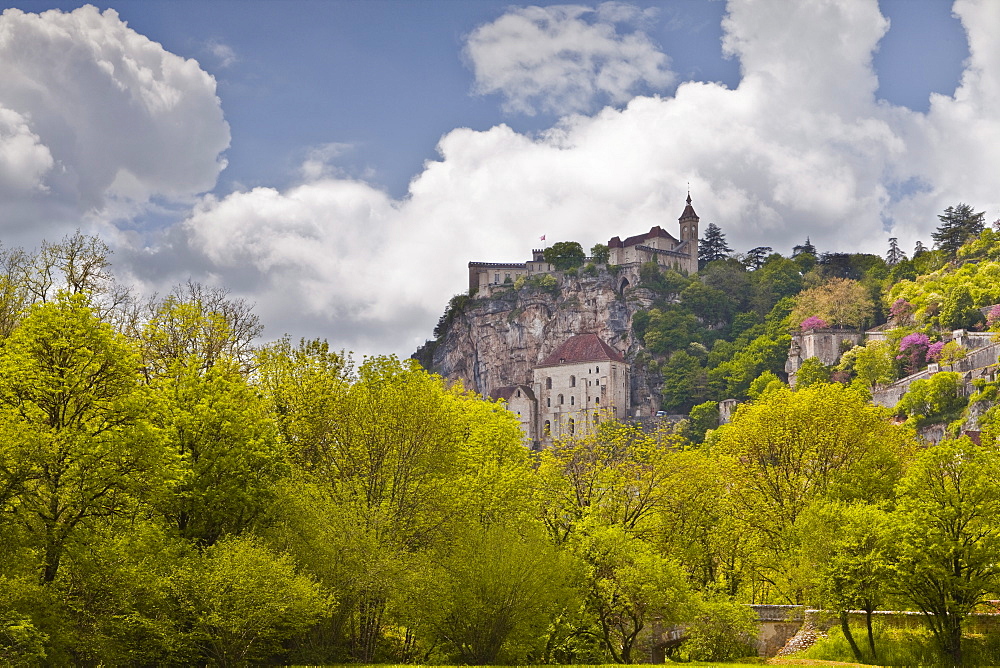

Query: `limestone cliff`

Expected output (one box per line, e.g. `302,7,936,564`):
415,267,666,416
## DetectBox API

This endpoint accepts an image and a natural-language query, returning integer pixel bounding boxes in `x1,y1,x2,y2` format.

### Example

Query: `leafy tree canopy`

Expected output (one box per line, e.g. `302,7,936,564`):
543,241,585,271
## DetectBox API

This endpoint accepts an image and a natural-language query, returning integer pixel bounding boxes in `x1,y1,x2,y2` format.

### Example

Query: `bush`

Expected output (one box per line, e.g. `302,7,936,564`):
682,600,759,662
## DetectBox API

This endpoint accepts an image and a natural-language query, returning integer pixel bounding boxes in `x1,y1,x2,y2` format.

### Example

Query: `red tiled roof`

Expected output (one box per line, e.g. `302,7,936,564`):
537,333,625,367
610,225,679,249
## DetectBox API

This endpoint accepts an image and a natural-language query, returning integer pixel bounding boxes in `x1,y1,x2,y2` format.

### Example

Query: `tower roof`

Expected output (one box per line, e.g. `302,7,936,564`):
679,191,699,221
536,333,626,368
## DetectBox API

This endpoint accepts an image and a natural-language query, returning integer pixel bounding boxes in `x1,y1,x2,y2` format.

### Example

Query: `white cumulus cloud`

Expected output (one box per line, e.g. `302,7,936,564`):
465,2,675,115
0,5,229,241
0,107,54,195
135,0,1000,361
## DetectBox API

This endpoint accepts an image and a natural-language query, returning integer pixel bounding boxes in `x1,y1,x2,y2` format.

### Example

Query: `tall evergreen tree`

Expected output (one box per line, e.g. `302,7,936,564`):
885,237,906,266
913,240,927,256
932,203,985,258
792,237,817,257
698,223,731,269
743,246,773,271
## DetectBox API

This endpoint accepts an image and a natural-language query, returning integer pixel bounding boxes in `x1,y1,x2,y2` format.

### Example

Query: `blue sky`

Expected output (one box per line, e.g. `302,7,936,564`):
0,0,996,357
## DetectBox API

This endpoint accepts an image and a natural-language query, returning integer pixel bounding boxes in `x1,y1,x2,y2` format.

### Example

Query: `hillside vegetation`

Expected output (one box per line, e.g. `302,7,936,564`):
4,208,1000,665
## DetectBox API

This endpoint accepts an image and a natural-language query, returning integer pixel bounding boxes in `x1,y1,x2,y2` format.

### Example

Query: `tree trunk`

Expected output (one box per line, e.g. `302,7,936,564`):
945,615,963,665
864,605,877,662
840,609,864,663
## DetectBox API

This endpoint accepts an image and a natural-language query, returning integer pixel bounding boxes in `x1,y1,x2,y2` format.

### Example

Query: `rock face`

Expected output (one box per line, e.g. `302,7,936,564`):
416,267,664,416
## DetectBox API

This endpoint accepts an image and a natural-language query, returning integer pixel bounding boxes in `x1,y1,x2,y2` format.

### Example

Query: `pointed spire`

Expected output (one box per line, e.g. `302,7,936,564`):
679,189,698,221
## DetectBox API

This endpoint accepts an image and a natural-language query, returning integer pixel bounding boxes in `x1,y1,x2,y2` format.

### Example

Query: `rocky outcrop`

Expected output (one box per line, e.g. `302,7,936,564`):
415,267,665,415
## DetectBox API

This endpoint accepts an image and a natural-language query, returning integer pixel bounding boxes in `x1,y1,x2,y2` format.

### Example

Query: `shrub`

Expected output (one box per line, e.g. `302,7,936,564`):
682,600,759,662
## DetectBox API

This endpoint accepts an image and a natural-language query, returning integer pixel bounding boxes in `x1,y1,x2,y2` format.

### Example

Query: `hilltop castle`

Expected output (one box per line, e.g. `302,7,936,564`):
465,196,701,446
468,194,700,296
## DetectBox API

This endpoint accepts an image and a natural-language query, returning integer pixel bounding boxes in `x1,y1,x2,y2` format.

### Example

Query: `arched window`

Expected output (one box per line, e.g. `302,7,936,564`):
516,390,521,398
570,396,575,406
547,397,551,407
568,418,575,435
596,366,600,373
558,394,564,405
546,377,552,390
570,375,576,387
544,420,551,434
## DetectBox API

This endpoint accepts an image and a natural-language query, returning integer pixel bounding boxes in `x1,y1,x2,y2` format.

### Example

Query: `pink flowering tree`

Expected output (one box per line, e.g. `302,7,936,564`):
889,298,914,322
926,341,945,363
987,304,1000,330
897,333,931,375
800,316,830,331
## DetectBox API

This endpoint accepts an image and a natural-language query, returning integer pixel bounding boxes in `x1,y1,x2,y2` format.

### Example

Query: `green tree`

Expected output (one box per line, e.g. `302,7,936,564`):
895,438,1000,664
743,246,773,270
543,241,586,271
894,371,966,429
716,383,912,601
655,450,749,596
577,523,694,664
685,401,719,445
682,599,759,662
590,243,610,265
800,501,895,663
156,358,288,546
792,238,817,257
139,281,262,376
700,258,752,314
698,223,731,269
536,421,681,543
938,284,983,330
680,281,733,325
932,203,986,258
840,339,895,392
752,255,802,315
660,351,705,411
790,277,874,329
417,523,575,664
0,293,168,583
794,357,831,388
709,332,790,400
885,237,906,266
171,535,332,666
642,307,700,355
261,353,530,662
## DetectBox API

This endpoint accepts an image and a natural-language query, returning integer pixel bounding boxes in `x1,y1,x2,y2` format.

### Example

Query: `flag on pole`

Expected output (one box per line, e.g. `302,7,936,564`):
540,234,546,241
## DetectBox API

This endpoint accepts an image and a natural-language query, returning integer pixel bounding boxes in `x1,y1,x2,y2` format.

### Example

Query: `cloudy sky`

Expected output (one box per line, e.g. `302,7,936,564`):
1,0,998,358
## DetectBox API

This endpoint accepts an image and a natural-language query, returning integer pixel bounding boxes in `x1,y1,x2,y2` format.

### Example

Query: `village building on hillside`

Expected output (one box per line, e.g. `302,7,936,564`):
468,194,700,296
490,333,629,449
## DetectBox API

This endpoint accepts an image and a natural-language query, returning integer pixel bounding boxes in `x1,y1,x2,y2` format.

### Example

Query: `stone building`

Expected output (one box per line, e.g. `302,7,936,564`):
467,250,554,294
468,194,701,296
785,327,863,387
490,333,629,448
608,193,700,275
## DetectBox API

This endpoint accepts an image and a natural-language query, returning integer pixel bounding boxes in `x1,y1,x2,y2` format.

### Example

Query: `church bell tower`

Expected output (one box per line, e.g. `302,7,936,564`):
678,191,700,271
